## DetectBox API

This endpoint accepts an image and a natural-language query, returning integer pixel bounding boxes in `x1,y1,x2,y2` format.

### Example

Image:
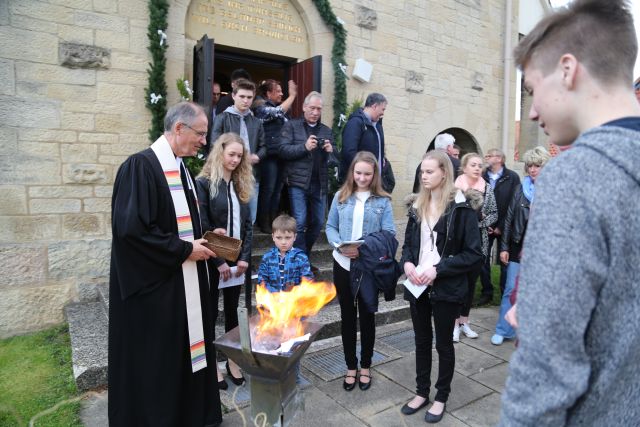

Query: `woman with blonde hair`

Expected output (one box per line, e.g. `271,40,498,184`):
326,151,395,391
400,150,482,423
491,146,551,345
196,132,254,389
452,153,497,341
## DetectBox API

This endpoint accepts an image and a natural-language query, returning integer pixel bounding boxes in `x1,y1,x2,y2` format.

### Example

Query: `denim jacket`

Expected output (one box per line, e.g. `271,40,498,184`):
326,191,396,246
257,247,313,292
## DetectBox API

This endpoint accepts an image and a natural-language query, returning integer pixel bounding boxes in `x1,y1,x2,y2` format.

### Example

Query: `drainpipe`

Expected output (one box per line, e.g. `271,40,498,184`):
501,0,513,156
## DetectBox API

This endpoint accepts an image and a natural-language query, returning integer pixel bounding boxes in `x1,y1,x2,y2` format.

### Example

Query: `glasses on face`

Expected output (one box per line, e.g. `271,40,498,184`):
181,123,207,139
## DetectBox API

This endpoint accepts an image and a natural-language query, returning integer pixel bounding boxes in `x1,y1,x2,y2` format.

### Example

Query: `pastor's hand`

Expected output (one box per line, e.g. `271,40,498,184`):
189,239,216,261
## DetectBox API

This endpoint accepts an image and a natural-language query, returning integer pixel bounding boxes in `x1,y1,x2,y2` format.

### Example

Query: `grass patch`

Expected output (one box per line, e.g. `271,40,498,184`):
473,264,503,306
0,324,82,427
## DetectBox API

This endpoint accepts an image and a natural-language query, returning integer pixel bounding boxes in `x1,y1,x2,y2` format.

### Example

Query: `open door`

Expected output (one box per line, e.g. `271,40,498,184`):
193,35,215,139
286,56,322,118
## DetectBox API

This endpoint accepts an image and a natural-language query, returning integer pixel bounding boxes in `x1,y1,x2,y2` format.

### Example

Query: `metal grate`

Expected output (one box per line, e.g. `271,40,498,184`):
302,345,387,381
379,329,416,353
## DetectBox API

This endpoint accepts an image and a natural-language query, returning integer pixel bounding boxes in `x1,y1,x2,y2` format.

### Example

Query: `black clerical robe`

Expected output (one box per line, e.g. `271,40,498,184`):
108,148,221,426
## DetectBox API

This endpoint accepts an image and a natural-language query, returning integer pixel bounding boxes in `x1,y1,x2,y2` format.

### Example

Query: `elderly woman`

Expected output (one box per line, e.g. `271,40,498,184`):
491,146,551,345
453,153,497,342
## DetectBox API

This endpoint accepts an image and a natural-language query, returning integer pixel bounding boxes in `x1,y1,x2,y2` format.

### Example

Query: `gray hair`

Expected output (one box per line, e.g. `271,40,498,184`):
303,91,323,105
365,92,387,107
164,102,206,132
522,146,551,174
434,133,455,150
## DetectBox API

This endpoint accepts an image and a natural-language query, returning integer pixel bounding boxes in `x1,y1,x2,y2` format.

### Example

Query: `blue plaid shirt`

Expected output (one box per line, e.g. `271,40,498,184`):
257,247,313,292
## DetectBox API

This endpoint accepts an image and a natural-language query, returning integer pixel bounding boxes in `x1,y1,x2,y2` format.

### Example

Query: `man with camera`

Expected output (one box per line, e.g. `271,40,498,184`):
278,91,335,263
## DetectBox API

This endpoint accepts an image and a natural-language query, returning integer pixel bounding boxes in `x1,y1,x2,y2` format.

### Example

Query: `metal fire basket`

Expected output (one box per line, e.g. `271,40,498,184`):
214,308,324,427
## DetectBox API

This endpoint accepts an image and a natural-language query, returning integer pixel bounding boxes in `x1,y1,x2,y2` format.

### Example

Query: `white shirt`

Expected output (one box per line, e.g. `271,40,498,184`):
333,191,370,271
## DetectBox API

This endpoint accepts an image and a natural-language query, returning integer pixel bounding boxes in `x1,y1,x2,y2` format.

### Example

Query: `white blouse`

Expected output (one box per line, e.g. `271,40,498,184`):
333,191,370,271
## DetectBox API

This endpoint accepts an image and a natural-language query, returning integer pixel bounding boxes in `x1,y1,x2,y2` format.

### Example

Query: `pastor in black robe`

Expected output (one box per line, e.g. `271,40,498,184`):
108,148,222,426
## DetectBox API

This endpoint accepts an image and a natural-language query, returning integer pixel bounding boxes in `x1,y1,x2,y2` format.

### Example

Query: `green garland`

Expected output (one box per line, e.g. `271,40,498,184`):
145,0,169,142
311,0,348,149
145,1,347,146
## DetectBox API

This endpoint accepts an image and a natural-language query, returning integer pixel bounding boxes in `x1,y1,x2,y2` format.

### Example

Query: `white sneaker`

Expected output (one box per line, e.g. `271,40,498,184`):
453,325,460,343
460,323,478,339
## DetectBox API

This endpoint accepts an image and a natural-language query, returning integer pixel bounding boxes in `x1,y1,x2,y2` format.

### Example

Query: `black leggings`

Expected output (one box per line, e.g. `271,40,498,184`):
333,260,376,370
410,292,460,403
210,269,241,333
460,264,482,317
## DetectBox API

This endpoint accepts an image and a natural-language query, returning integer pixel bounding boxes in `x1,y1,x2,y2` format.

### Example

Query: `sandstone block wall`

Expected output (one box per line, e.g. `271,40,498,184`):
0,0,518,337
0,0,150,337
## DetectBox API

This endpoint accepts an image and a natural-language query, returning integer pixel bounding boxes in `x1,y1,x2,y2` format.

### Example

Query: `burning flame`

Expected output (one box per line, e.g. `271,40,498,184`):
254,279,336,348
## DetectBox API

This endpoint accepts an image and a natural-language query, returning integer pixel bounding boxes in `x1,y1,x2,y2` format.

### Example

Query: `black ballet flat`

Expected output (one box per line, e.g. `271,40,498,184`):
401,398,429,415
425,403,446,423
218,377,228,391
342,374,357,391
226,361,245,385
358,372,372,390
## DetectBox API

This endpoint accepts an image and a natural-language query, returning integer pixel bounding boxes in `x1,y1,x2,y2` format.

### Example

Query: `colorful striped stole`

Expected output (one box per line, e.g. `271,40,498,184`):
151,136,207,373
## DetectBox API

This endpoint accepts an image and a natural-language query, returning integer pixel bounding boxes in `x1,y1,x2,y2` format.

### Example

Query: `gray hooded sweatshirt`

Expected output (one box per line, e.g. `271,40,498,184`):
499,124,640,426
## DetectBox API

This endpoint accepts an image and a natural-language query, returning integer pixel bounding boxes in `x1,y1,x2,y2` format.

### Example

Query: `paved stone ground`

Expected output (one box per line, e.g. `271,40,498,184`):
80,306,514,426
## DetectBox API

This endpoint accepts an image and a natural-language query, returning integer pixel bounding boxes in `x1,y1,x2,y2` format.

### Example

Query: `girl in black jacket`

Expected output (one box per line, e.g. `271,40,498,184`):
196,133,255,390
400,150,482,423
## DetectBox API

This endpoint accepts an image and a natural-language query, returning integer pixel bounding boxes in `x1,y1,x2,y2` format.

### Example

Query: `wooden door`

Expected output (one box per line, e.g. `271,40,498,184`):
286,56,322,118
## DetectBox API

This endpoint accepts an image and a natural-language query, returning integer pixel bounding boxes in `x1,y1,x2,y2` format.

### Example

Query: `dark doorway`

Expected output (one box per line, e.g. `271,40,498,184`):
426,127,481,157
193,35,322,121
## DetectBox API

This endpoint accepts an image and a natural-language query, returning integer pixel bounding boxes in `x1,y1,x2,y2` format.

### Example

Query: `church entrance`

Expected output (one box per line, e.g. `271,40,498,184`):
192,35,321,119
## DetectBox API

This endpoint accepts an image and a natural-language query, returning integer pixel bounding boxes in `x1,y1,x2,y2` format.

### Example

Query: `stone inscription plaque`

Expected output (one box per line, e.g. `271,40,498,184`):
186,0,309,58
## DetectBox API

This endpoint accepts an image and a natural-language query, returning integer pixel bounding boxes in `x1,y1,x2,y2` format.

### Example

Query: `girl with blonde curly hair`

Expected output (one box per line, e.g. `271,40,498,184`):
195,132,254,389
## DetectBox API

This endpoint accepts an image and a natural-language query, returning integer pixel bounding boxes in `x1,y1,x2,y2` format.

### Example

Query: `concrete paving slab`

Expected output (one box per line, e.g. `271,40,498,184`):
314,372,413,419
367,404,471,427
451,392,503,427
222,387,368,427
368,344,494,411
80,391,108,427
462,331,516,362
454,342,504,377
469,362,509,393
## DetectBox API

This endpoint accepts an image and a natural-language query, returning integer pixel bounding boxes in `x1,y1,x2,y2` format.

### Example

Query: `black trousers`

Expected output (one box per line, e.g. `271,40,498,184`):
480,235,507,295
410,292,460,403
334,260,376,370
211,269,241,333
461,265,481,317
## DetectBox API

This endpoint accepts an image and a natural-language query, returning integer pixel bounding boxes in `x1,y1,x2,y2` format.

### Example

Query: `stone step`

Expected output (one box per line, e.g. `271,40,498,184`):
214,292,410,348
249,243,334,267
65,302,108,392
251,228,329,250
97,282,109,317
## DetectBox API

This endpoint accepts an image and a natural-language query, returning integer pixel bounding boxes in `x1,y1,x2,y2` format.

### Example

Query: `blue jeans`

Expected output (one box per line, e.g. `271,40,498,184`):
257,156,284,226
288,181,325,255
495,261,519,338
248,181,259,225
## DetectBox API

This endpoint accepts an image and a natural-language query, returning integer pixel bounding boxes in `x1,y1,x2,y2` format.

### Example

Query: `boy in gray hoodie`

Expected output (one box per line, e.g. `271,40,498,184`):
499,1,640,425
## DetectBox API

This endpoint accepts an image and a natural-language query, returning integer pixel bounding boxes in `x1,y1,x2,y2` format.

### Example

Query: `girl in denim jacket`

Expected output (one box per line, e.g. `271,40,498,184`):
326,151,395,392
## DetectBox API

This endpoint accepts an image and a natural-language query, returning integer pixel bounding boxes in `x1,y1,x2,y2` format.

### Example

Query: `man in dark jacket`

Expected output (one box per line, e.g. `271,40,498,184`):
214,68,251,116
477,148,520,305
210,79,266,224
341,93,392,191
279,91,335,260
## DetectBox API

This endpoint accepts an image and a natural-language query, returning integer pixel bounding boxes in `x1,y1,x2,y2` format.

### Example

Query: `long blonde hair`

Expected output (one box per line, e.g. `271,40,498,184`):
414,150,457,220
338,151,390,203
197,133,254,203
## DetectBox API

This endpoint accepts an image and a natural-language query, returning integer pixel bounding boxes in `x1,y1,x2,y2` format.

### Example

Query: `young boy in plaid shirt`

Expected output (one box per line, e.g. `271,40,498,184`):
258,214,314,292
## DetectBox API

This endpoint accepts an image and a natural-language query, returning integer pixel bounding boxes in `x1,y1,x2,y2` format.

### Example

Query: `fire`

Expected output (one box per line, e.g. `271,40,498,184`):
254,279,336,349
